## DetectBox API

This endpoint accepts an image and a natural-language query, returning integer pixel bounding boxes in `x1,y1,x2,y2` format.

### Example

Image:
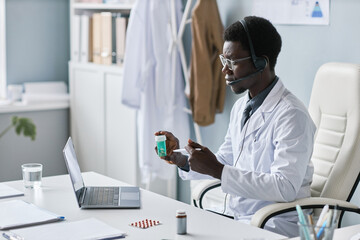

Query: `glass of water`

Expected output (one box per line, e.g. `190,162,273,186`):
21,163,43,188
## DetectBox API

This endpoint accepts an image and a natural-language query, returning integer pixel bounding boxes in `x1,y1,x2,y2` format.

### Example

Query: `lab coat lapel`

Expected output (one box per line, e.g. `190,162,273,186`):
242,79,285,140
261,78,286,115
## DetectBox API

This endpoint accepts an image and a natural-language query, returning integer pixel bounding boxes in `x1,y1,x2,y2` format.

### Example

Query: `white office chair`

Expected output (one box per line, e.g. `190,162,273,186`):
192,62,360,228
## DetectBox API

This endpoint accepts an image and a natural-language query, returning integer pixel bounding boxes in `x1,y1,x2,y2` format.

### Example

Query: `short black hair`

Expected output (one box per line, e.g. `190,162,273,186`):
224,16,282,71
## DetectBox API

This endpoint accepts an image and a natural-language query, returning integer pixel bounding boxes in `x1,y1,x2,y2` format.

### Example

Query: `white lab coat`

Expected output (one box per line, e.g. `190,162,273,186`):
122,0,190,183
179,79,316,237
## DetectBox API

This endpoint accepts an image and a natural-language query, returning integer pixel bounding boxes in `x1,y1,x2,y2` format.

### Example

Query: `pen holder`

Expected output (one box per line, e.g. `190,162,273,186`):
298,222,336,240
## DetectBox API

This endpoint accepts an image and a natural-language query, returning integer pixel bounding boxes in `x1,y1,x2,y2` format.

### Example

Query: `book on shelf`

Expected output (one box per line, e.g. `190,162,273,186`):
72,14,81,62
80,15,92,63
111,15,117,64
116,14,127,66
93,12,129,66
100,12,112,65
92,13,102,64
72,12,129,65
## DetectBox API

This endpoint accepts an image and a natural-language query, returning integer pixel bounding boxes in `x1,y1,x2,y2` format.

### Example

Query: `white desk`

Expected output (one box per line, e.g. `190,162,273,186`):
0,172,286,240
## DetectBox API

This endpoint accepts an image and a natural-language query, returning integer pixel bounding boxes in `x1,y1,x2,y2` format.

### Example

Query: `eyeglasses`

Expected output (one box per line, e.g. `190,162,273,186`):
219,54,251,71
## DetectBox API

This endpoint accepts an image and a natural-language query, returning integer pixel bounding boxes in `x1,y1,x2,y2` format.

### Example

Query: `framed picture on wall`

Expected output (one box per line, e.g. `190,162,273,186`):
252,0,330,25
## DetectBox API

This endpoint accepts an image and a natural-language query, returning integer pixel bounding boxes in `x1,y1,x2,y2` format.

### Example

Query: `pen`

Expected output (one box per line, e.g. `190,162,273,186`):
2,232,24,240
316,211,330,234
326,210,333,227
323,210,333,240
332,204,338,227
316,220,327,239
316,204,329,228
173,148,201,155
296,205,311,240
307,214,317,240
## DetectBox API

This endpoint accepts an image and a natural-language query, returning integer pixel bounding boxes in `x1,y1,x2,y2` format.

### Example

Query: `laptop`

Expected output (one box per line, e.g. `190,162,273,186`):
62,137,140,209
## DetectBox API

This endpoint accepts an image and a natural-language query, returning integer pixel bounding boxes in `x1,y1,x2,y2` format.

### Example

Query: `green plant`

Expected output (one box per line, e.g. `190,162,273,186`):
0,116,36,140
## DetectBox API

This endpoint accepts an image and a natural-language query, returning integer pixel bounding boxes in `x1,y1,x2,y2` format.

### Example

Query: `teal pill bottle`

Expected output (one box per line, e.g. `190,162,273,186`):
155,135,167,157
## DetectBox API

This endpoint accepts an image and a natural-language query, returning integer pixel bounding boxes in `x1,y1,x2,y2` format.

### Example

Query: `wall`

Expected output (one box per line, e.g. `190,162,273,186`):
0,109,69,181
6,0,69,85
1,0,70,180
178,0,360,227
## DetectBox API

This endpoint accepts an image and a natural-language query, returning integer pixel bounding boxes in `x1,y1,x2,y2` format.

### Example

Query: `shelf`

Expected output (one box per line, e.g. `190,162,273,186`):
0,101,69,114
73,3,133,11
69,61,124,73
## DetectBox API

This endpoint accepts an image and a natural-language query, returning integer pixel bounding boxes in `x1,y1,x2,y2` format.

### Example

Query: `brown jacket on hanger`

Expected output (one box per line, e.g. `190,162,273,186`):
189,0,225,126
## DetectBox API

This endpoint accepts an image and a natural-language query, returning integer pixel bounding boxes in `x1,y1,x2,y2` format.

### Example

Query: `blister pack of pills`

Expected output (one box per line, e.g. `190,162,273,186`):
129,219,161,229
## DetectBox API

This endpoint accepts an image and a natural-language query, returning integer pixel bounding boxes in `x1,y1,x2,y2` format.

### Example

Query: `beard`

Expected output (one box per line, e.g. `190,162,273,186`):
231,86,246,95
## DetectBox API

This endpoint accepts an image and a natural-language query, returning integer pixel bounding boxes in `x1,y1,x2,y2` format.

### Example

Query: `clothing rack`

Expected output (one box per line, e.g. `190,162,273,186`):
170,0,202,144
146,0,200,196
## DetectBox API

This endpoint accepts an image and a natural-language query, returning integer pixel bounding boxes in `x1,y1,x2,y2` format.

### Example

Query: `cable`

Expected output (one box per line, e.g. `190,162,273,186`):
221,70,263,216
222,117,251,215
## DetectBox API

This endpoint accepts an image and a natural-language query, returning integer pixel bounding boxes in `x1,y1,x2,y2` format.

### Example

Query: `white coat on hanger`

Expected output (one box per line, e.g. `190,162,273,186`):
122,0,190,183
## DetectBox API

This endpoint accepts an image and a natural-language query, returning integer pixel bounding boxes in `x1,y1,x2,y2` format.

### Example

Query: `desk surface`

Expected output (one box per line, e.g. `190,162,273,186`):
0,172,286,240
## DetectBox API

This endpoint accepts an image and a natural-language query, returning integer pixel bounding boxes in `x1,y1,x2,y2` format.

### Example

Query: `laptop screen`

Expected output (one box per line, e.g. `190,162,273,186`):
63,137,85,194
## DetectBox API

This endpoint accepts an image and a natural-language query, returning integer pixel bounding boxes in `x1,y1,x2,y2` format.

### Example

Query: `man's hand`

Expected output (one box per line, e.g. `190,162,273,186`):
154,131,188,168
185,139,224,179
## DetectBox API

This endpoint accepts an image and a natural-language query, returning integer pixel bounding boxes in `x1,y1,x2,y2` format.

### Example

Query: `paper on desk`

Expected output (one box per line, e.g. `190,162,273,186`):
0,183,24,199
0,200,63,230
10,218,126,240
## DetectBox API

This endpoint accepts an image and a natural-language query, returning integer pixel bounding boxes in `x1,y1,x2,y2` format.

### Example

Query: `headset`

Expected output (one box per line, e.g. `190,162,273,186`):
226,19,268,86
239,19,267,72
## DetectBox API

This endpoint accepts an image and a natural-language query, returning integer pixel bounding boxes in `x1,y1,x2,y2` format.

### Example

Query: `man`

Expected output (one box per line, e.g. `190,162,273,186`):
155,16,316,237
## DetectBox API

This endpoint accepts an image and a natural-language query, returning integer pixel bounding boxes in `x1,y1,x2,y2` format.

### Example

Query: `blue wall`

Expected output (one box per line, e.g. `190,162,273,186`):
6,0,70,85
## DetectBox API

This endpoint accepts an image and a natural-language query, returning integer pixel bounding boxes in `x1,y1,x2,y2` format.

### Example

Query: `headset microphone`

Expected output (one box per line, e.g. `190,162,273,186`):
226,68,264,86
226,19,268,87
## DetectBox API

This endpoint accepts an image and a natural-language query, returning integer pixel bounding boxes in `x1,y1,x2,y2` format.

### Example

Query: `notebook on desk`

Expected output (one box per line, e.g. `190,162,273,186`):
62,137,140,209
0,200,63,230
7,218,126,240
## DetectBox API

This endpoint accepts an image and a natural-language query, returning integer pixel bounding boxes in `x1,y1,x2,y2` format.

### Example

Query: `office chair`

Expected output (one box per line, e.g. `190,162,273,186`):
192,62,360,228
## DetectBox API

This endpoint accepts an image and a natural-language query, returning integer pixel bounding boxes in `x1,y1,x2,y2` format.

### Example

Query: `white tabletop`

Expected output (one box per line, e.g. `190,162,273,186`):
0,172,286,240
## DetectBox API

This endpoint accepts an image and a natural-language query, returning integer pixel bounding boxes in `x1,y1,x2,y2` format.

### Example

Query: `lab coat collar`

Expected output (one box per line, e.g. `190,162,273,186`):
241,78,285,139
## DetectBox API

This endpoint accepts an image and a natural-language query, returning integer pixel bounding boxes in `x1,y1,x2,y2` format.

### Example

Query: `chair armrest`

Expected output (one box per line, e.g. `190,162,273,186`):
192,179,221,208
251,197,360,228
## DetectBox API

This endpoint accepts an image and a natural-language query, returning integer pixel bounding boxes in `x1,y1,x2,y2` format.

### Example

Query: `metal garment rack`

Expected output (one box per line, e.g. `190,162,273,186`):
146,0,201,196
169,0,202,144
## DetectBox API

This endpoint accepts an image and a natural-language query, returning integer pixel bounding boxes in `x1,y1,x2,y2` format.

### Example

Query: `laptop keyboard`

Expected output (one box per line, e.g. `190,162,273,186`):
88,187,119,206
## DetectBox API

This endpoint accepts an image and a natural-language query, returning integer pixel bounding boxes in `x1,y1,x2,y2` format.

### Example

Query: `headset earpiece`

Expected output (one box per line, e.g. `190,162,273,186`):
239,19,267,72
255,57,267,71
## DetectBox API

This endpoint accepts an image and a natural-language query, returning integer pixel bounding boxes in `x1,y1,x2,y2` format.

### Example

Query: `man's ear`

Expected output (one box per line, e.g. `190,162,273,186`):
262,55,270,67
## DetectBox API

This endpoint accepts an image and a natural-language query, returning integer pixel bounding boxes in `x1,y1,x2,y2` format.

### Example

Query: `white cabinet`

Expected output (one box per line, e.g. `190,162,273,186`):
69,62,137,185
69,1,137,185
105,71,137,185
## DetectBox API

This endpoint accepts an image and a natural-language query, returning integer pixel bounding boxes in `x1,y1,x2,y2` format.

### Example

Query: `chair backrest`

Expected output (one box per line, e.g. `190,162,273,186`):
309,62,360,201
